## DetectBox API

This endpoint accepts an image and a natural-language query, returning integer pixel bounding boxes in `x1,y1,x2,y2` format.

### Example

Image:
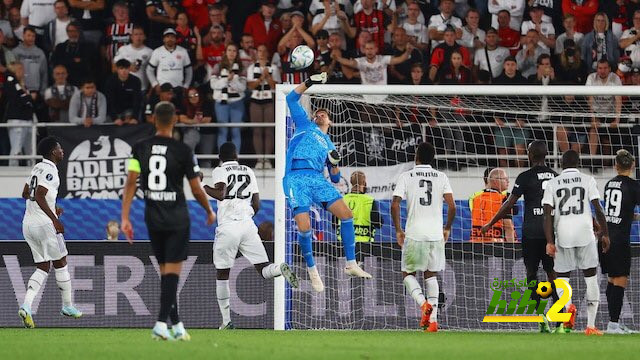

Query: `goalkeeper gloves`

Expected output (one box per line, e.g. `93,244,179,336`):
304,72,328,88
327,150,341,166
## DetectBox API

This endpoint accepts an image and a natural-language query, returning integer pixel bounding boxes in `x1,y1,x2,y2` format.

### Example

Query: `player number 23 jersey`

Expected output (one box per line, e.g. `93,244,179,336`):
23,159,60,226
212,161,259,225
393,165,453,242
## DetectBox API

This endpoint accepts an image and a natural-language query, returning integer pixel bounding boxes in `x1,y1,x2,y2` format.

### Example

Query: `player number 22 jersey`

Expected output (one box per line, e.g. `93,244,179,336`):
393,165,453,242
212,161,259,225
23,159,60,226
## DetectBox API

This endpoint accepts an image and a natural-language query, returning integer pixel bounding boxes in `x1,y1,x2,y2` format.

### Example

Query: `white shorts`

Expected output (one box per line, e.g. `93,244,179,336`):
213,220,269,269
23,222,68,263
401,238,445,273
554,240,599,273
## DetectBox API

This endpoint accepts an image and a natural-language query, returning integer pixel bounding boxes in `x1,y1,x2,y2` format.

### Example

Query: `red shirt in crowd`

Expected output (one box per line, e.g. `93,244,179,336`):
202,42,225,68
182,0,219,30
498,27,521,56
562,0,599,34
353,9,385,50
430,44,471,69
244,13,282,55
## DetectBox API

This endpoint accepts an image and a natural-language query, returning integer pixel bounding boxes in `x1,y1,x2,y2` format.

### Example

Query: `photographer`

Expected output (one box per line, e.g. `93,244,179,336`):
555,39,588,85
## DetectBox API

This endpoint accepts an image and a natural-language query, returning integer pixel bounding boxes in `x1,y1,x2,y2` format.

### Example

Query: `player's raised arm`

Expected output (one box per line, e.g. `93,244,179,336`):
286,72,328,127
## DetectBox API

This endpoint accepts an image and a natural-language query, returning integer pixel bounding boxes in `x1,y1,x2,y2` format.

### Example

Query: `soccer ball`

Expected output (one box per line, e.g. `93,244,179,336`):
536,281,553,299
290,45,315,70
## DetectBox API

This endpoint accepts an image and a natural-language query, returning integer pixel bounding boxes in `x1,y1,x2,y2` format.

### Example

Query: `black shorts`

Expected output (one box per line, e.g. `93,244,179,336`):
599,239,631,277
522,237,554,275
148,226,190,264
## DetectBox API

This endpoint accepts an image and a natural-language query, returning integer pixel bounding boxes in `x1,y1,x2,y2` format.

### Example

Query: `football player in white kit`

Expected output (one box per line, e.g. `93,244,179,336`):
392,142,456,333
542,150,609,336
204,142,298,329
18,137,82,328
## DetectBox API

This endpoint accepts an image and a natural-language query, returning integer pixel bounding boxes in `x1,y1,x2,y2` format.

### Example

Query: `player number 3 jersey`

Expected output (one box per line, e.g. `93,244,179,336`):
393,165,453,242
24,159,60,226
212,161,259,225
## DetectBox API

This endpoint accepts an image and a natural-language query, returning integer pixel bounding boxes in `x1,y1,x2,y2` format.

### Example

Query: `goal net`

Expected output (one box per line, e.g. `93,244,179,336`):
274,85,640,331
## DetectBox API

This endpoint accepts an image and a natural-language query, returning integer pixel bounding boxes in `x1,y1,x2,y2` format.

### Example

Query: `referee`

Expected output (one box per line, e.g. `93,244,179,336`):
121,101,216,341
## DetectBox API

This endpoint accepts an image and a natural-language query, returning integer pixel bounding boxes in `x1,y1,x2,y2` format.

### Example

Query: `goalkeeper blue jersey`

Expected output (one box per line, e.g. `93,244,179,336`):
284,91,335,175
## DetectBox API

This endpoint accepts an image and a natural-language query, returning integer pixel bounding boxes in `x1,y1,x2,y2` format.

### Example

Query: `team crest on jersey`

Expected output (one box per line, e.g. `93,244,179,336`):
176,54,182,60
46,174,53,181
372,17,378,23
65,135,134,199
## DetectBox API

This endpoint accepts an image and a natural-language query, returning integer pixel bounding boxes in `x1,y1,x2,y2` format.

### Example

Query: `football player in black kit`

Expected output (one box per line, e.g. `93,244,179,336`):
601,149,640,334
121,101,216,341
480,141,562,333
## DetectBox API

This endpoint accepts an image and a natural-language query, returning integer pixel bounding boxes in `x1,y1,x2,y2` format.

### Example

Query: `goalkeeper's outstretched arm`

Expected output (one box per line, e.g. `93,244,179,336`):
286,72,328,127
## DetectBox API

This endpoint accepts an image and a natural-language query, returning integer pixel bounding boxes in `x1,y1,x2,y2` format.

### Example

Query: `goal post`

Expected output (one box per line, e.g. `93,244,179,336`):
274,84,640,331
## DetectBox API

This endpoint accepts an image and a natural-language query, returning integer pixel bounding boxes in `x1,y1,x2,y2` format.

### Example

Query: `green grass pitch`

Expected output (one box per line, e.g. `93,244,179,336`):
3,329,640,359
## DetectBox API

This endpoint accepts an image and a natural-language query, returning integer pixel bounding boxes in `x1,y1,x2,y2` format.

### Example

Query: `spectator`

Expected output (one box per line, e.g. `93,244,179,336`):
326,32,354,83
473,28,510,80
44,65,77,122
397,0,426,27
497,10,521,56
147,28,193,97
102,1,134,63
520,4,555,52
386,27,423,84
104,58,142,125
113,25,153,94
314,29,330,72
279,11,292,34
586,59,622,172
200,4,232,46
527,53,556,85
145,82,183,123
556,39,588,85
352,0,397,14
460,8,485,57
175,11,197,61
12,26,47,94
20,0,56,40
401,1,429,53
179,86,212,153
516,29,549,78
333,40,412,86
0,28,15,73
620,10,640,62
533,0,563,35
247,44,279,169
338,171,382,243
198,24,226,75
616,57,634,85
406,62,430,85
470,168,515,242
600,0,629,40
0,7,15,48
349,0,386,49
43,0,71,54
493,55,528,167
105,220,119,241
428,26,471,82
436,50,471,84
555,14,584,56
310,0,352,41
69,78,107,126
562,0,598,34
4,62,35,166
428,0,462,50
51,22,99,87
68,0,105,46
9,6,22,42
239,33,257,70
182,0,216,31
210,43,247,152
0,0,14,20
581,12,619,71
276,18,314,84
243,0,282,56
145,0,178,48
489,0,524,31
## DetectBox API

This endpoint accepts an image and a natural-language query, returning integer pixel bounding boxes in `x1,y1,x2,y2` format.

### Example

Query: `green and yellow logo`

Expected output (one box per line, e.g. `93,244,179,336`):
482,279,572,323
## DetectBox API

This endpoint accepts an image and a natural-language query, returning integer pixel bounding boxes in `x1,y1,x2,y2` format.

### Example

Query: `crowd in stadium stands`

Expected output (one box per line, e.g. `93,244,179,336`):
0,0,639,170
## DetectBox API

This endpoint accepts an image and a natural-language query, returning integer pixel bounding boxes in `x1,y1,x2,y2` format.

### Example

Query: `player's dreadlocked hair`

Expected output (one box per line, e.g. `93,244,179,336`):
37,136,59,159
615,149,635,170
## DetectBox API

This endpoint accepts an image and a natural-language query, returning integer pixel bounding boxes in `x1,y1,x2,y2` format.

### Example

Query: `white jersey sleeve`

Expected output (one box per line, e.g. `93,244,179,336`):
392,173,407,199
588,176,600,201
23,160,60,226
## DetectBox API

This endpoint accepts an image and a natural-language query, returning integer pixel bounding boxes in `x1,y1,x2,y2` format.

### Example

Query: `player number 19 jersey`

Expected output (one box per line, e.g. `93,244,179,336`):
541,168,599,248
212,161,259,225
393,165,453,242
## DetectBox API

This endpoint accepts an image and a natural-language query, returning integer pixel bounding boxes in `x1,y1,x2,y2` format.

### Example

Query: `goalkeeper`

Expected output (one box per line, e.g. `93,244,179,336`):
284,72,372,293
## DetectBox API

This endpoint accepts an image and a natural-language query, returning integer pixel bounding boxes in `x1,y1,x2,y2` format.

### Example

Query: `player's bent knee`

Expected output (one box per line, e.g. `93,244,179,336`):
402,272,416,278
254,262,269,273
424,271,437,279
52,257,67,269
217,268,231,280
583,268,597,277
36,262,50,272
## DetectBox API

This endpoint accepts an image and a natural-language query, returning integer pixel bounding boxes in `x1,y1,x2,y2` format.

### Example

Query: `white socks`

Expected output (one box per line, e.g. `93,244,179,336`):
425,276,439,323
216,280,231,325
23,268,48,310
585,275,600,328
557,277,571,307
403,275,426,307
261,264,282,279
54,265,72,307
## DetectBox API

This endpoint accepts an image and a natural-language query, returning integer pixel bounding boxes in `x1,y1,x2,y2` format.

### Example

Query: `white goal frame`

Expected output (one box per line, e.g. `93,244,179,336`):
273,84,640,331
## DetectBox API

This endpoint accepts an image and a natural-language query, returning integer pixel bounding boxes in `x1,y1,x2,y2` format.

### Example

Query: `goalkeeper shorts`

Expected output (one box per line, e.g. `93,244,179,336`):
284,170,341,215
